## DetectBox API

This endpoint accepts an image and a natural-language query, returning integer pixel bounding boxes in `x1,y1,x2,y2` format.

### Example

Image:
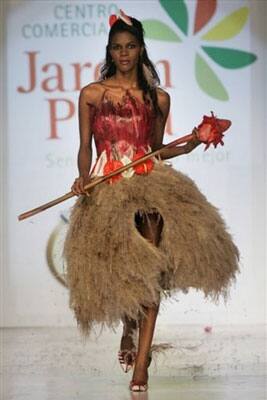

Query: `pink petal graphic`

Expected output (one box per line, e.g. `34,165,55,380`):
194,0,217,34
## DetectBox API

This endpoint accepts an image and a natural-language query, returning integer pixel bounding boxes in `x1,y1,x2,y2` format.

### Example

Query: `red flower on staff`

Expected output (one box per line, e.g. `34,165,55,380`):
103,159,124,184
197,111,231,150
133,150,154,175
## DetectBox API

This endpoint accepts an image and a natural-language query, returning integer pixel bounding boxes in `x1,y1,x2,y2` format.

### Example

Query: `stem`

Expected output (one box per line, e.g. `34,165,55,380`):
17,133,194,221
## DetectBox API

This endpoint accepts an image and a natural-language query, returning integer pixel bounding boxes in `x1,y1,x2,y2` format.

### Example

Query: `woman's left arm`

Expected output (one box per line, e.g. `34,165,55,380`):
152,89,201,160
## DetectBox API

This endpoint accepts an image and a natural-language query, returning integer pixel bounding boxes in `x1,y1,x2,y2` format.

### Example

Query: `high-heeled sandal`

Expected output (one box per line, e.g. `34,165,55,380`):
118,349,137,373
129,351,152,391
118,348,152,373
129,380,148,392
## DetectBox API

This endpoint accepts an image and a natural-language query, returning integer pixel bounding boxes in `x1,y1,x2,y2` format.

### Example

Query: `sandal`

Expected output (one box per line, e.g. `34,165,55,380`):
129,379,148,392
118,349,137,373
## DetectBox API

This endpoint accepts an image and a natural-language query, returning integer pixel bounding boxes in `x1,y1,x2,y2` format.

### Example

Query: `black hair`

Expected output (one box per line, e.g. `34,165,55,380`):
100,17,162,117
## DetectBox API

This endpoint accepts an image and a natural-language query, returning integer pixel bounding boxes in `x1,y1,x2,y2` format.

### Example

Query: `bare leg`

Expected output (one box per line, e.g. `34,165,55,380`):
132,303,160,383
119,211,162,354
131,211,163,384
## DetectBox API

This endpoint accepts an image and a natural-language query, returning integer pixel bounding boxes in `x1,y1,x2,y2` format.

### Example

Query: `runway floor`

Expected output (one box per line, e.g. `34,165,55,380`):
1,325,266,400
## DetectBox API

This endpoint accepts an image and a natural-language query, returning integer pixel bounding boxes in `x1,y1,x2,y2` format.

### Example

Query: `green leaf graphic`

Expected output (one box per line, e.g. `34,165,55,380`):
202,46,257,68
160,0,188,35
201,7,249,41
142,19,181,42
195,53,229,100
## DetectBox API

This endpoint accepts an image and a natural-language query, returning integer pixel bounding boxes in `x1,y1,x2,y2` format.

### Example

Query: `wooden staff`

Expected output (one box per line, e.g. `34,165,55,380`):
17,132,195,221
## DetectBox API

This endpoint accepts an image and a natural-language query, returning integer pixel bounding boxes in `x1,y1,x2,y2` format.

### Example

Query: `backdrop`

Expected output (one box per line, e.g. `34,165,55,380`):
1,0,266,328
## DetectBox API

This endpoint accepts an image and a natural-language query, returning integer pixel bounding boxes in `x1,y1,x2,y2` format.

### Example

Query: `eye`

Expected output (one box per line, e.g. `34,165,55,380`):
127,43,136,49
110,44,120,51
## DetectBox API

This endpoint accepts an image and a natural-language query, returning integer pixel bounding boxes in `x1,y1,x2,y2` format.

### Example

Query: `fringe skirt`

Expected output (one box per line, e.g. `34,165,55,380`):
63,162,240,337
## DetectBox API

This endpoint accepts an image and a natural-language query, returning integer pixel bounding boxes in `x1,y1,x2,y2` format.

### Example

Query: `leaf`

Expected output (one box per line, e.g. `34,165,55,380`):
202,46,257,68
201,7,249,41
194,0,217,34
195,53,229,100
160,0,188,35
142,19,181,42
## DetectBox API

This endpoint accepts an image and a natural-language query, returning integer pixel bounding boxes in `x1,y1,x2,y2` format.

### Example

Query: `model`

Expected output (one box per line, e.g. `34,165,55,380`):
63,10,239,392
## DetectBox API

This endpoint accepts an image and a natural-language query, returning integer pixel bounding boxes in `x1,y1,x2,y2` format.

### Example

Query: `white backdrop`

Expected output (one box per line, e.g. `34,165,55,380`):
1,0,266,329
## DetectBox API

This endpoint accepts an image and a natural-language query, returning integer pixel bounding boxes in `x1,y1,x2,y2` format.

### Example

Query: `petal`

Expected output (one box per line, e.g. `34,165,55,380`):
159,0,188,35
195,53,229,101
202,46,257,68
120,155,131,164
142,19,181,42
122,168,135,178
201,7,249,41
194,0,217,34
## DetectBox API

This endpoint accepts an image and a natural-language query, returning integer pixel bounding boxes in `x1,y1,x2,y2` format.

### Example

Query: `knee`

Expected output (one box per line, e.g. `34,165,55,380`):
134,211,164,246
142,300,160,312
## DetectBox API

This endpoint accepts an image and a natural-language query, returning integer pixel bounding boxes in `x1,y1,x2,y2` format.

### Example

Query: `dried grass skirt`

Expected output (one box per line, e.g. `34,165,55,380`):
63,163,240,337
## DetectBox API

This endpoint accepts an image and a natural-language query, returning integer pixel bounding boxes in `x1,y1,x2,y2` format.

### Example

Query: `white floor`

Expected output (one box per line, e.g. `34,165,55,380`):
1,325,266,400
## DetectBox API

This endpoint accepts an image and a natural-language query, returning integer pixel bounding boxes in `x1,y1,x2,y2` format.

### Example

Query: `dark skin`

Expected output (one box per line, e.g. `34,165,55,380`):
71,31,201,384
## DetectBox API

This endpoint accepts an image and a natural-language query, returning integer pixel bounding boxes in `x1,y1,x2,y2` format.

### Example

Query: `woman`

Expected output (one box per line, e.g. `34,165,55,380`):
64,11,239,392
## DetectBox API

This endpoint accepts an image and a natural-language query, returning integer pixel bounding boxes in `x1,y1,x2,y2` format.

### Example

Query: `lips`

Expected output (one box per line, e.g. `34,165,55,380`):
119,60,130,65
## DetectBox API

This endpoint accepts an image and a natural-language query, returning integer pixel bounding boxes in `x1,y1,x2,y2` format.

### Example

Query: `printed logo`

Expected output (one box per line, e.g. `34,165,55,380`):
142,0,257,100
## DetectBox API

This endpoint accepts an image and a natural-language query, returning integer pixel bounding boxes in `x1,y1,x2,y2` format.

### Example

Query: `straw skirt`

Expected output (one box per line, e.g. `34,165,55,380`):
63,162,239,336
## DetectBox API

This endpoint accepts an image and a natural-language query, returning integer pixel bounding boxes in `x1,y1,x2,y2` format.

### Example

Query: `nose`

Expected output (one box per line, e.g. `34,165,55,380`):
120,47,129,56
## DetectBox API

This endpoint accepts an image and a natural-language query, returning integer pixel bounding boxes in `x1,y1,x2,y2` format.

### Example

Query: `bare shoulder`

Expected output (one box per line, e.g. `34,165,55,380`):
156,87,170,116
79,81,105,107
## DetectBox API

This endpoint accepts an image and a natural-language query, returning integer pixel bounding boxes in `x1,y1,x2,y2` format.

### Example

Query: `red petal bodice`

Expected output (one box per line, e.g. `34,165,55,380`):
91,89,155,159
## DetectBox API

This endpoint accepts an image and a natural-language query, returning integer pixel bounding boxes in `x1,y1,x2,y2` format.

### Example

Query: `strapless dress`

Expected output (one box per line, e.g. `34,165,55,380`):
63,88,239,337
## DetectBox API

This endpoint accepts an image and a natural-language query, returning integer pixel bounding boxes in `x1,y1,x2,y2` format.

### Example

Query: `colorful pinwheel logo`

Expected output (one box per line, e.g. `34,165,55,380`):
142,0,257,100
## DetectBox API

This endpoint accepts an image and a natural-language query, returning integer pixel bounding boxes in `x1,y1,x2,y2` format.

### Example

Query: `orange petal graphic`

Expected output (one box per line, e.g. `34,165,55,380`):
194,0,217,34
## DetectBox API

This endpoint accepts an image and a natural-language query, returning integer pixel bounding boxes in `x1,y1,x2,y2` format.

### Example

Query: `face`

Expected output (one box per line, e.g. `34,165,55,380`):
109,31,142,73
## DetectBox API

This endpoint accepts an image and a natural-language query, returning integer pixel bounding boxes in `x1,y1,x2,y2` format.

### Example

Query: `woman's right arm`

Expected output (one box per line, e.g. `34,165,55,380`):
71,86,93,195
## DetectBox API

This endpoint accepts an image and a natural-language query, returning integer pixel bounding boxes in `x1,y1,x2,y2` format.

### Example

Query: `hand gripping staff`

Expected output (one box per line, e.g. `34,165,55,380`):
18,112,231,221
